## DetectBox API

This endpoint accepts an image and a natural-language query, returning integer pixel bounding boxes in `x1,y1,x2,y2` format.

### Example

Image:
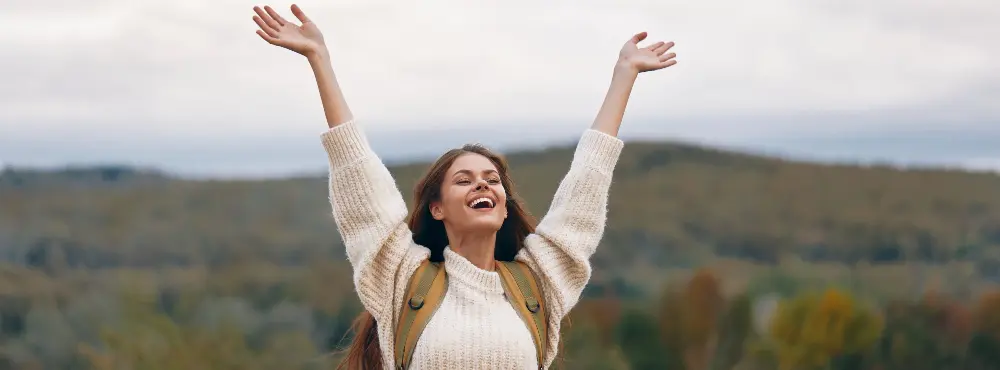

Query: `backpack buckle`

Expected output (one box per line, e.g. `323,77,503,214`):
409,295,425,309
525,297,540,313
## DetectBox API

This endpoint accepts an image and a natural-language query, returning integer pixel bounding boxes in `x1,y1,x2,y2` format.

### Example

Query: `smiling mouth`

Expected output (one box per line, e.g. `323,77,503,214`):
468,197,495,209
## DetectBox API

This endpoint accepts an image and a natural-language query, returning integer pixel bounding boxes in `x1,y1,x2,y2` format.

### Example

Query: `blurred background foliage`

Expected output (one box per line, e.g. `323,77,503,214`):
2,140,999,369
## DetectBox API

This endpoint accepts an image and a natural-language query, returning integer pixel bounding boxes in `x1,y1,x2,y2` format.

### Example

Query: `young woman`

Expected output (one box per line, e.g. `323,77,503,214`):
252,4,677,369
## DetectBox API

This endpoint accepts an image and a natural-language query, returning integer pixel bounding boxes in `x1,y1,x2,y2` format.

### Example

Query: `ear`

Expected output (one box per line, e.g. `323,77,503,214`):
430,201,445,220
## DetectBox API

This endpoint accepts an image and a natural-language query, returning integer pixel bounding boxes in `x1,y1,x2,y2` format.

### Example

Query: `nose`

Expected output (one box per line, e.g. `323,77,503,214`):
474,180,489,191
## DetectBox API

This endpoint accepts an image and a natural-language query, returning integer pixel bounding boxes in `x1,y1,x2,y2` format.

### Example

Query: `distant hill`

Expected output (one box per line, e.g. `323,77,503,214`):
0,165,170,189
2,139,999,280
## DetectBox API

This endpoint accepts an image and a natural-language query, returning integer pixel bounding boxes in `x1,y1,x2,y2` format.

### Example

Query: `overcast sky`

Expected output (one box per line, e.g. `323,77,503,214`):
1,0,998,178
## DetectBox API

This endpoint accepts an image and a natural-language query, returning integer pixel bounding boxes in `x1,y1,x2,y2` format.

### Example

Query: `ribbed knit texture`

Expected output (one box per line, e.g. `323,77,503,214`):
320,120,623,370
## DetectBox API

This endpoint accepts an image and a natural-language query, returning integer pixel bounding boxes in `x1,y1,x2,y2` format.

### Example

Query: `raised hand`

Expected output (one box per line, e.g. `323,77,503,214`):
618,32,677,73
252,4,325,56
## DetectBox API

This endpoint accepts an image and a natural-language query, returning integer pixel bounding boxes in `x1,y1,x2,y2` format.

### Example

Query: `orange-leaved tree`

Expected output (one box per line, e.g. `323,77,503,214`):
658,268,726,370
969,289,1000,368
681,268,725,370
770,287,882,370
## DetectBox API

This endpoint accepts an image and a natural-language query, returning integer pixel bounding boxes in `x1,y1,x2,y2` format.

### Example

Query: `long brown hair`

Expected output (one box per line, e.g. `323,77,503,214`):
337,144,538,369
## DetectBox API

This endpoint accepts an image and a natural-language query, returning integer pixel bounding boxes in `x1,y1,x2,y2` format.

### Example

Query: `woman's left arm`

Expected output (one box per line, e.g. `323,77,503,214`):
592,31,677,137
516,31,676,367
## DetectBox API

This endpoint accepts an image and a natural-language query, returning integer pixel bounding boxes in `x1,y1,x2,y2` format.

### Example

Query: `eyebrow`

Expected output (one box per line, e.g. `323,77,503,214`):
452,169,499,177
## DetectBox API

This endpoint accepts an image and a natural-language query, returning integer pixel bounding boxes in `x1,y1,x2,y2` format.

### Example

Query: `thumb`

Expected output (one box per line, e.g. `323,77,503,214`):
291,4,311,24
628,32,648,45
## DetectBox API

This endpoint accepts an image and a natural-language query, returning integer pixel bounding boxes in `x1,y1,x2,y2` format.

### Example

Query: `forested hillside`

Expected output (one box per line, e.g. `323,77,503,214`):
1,140,999,369
4,140,999,273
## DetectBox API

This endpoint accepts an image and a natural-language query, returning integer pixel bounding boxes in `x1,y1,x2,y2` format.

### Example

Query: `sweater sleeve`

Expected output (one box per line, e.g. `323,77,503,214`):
515,128,623,367
320,120,428,323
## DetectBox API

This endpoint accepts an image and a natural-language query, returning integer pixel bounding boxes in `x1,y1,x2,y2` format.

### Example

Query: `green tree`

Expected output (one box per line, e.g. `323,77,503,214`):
658,283,687,369
619,308,677,369
556,318,629,370
875,294,974,369
711,293,752,370
969,290,1000,369
80,289,318,370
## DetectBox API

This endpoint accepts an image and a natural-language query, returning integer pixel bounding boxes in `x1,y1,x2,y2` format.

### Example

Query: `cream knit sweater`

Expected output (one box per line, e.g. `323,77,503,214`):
320,119,623,369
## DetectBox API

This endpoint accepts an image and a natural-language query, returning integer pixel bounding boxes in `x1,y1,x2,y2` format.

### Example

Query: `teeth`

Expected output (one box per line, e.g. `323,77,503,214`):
468,197,494,208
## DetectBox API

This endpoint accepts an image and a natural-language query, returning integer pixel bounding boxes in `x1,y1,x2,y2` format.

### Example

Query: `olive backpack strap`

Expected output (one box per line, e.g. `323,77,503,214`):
393,259,448,370
496,260,548,368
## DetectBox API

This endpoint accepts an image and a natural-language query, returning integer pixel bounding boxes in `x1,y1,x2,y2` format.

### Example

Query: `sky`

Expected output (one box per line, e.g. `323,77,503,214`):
1,0,998,178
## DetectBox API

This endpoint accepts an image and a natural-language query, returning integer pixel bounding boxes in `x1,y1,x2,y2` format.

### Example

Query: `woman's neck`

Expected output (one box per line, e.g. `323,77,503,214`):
446,231,497,271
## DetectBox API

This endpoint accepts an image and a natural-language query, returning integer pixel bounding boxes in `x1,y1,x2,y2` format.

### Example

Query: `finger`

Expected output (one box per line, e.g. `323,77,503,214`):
253,15,280,38
659,59,678,69
652,41,675,56
659,52,677,63
264,5,289,27
645,41,665,51
257,29,280,45
253,6,281,31
291,4,311,24
628,31,648,44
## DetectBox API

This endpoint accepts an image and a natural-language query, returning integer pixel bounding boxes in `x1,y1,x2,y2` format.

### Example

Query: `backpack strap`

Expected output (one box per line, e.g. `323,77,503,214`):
496,260,548,368
394,259,447,370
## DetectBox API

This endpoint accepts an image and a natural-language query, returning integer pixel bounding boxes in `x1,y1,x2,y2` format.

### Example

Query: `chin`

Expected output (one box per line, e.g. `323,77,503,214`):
470,220,504,233
463,216,505,233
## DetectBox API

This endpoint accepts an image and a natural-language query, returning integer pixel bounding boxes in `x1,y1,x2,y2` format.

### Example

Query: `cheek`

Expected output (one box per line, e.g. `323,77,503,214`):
496,186,509,210
443,187,467,212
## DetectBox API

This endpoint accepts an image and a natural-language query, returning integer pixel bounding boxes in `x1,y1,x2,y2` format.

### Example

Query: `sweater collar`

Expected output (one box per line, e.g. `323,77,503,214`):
443,247,505,295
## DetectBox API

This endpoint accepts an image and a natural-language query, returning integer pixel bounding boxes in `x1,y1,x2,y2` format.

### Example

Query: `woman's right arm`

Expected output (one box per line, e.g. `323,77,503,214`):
253,5,424,321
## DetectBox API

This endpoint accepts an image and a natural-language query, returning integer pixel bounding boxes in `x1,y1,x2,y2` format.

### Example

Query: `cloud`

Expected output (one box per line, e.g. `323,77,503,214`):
1,0,998,176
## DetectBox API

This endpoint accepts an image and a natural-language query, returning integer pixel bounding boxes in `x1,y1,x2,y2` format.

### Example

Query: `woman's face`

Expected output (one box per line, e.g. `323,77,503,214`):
430,153,508,234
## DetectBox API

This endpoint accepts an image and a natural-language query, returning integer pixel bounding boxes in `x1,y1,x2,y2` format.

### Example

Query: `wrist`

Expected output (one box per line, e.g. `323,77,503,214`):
305,46,331,64
614,58,639,76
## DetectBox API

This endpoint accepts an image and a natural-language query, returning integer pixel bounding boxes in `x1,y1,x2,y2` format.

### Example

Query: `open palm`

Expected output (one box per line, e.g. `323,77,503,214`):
619,32,677,73
253,4,325,56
